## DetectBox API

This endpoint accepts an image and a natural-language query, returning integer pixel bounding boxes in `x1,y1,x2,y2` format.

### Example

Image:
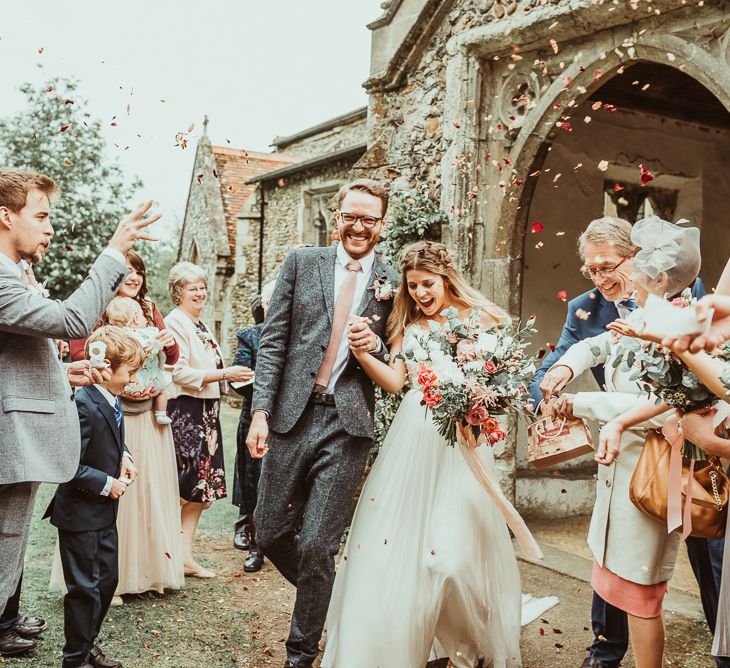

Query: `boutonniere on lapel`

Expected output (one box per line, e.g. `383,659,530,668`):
369,277,395,302
195,327,218,352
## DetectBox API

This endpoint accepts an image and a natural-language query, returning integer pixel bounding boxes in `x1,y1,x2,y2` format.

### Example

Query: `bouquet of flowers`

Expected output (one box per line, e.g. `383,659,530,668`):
614,289,730,458
400,307,537,447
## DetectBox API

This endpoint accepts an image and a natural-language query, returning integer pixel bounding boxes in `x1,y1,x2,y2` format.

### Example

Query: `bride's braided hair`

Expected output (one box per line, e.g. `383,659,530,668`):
386,240,509,342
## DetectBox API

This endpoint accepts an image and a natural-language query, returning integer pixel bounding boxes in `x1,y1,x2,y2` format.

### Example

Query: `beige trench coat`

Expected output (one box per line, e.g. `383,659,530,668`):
558,330,680,585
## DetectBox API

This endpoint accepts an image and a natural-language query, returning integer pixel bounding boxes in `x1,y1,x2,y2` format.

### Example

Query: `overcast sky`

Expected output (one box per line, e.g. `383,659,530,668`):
0,0,381,233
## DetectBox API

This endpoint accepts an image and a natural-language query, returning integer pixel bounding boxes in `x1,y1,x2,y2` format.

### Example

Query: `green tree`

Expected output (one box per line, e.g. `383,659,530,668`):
0,77,141,297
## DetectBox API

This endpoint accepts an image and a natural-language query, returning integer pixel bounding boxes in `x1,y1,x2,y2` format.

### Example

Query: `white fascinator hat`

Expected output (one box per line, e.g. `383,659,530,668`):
631,216,701,298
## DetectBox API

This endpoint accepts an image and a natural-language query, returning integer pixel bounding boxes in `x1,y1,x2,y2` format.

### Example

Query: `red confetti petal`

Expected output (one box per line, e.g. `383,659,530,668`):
639,163,654,186
196,174,203,184
531,222,544,234
539,627,546,636
613,183,624,192
560,122,573,133
547,342,556,352
60,125,70,133
557,290,568,302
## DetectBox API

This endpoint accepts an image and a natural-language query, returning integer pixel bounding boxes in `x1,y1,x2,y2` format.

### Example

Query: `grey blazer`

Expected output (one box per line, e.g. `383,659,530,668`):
252,246,399,440
0,253,127,485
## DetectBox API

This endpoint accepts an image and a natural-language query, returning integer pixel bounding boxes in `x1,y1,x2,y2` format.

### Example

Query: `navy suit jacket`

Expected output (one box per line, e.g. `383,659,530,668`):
529,278,706,410
44,385,130,532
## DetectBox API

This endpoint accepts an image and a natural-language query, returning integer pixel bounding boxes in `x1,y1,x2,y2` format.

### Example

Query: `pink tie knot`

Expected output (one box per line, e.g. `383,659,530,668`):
346,259,362,273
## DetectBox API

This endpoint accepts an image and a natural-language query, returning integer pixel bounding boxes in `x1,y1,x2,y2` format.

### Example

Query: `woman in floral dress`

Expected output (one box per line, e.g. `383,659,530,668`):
165,262,254,578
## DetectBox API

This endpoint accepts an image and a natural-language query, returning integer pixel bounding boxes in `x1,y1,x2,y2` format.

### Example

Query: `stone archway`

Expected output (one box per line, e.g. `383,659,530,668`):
436,7,730,508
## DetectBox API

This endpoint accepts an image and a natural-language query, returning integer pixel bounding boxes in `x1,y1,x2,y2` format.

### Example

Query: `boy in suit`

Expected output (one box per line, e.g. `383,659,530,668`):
45,326,144,668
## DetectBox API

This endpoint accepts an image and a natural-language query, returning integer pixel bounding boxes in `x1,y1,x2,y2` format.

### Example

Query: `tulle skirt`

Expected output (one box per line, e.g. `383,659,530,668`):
712,523,730,657
51,410,185,595
322,389,522,668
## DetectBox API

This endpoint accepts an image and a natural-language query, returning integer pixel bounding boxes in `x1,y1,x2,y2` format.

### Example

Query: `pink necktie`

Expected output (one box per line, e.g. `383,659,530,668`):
20,263,38,288
315,259,362,390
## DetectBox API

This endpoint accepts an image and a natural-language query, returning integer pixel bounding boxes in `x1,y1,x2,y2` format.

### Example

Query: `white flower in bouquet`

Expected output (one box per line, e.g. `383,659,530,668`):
476,332,499,356
429,349,465,385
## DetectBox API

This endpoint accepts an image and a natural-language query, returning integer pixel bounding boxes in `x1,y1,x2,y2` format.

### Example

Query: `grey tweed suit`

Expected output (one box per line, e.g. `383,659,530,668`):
0,253,127,615
252,245,398,666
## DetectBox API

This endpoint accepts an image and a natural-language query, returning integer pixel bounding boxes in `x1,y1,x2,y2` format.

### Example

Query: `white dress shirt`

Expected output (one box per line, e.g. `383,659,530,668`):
325,244,375,394
93,384,132,496
0,251,22,278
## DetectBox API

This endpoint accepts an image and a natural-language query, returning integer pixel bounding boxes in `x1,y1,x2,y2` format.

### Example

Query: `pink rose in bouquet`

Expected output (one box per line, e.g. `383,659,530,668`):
483,360,498,374
456,338,477,361
466,404,489,426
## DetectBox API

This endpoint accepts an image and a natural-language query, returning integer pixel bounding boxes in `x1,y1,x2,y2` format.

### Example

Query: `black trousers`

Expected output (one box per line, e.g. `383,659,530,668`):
0,572,22,633
255,401,370,667
58,525,118,668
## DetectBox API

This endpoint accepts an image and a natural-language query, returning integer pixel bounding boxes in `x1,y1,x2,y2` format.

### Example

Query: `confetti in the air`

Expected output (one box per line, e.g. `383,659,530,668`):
639,163,654,186
557,290,568,302
531,222,544,234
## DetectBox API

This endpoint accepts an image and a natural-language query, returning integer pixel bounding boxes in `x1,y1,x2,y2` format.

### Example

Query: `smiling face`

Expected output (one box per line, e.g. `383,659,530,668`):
118,260,144,298
106,362,139,396
179,280,208,315
0,189,54,263
406,268,451,317
582,241,634,302
336,190,386,260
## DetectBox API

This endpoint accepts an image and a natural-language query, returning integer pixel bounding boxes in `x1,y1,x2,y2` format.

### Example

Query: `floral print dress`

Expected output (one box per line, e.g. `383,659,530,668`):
168,322,227,503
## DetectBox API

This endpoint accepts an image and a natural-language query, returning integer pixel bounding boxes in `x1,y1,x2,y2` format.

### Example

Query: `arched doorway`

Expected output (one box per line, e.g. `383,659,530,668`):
515,62,730,516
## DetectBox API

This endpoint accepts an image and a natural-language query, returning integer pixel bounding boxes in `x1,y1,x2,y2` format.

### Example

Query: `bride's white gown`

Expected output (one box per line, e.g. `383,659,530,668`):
322,327,522,668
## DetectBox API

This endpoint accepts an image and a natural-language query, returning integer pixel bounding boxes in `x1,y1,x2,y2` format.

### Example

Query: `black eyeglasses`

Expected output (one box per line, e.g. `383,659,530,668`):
337,210,383,229
580,254,632,280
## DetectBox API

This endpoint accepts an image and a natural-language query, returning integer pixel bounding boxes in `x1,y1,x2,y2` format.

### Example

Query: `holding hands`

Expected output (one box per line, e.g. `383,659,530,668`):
348,316,380,355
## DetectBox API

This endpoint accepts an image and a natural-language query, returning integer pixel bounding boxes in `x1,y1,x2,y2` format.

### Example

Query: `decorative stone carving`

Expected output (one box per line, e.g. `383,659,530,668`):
497,70,541,130
720,26,730,68
477,0,519,20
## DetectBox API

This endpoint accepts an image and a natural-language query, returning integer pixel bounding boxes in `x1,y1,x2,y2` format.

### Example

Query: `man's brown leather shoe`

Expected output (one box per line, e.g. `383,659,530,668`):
0,629,36,656
89,645,122,668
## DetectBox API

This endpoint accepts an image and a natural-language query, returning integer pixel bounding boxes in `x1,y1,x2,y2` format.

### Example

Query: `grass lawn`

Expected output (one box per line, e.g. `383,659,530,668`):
3,403,274,668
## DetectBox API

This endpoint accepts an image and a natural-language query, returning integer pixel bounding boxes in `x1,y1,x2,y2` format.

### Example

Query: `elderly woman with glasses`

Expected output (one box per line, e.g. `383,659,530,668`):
165,262,254,578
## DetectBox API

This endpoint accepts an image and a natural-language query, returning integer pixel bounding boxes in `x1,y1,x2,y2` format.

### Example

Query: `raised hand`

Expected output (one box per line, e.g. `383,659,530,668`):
107,201,161,255
666,295,730,353
67,360,112,387
607,319,663,344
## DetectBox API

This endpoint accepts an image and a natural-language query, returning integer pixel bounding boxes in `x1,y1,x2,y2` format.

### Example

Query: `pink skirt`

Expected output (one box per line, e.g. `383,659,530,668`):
592,561,668,619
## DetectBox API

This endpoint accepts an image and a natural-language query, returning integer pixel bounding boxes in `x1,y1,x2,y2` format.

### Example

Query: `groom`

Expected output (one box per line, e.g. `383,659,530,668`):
247,178,399,668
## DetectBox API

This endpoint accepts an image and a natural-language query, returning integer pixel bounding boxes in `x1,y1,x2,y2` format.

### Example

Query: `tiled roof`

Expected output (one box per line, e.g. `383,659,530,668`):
210,146,299,260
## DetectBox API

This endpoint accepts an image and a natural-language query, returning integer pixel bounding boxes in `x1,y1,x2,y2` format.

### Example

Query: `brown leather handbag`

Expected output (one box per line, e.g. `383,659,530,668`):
629,429,729,539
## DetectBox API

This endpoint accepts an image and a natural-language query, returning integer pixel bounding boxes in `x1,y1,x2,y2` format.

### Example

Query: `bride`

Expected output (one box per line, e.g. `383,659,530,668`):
321,241,523,668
